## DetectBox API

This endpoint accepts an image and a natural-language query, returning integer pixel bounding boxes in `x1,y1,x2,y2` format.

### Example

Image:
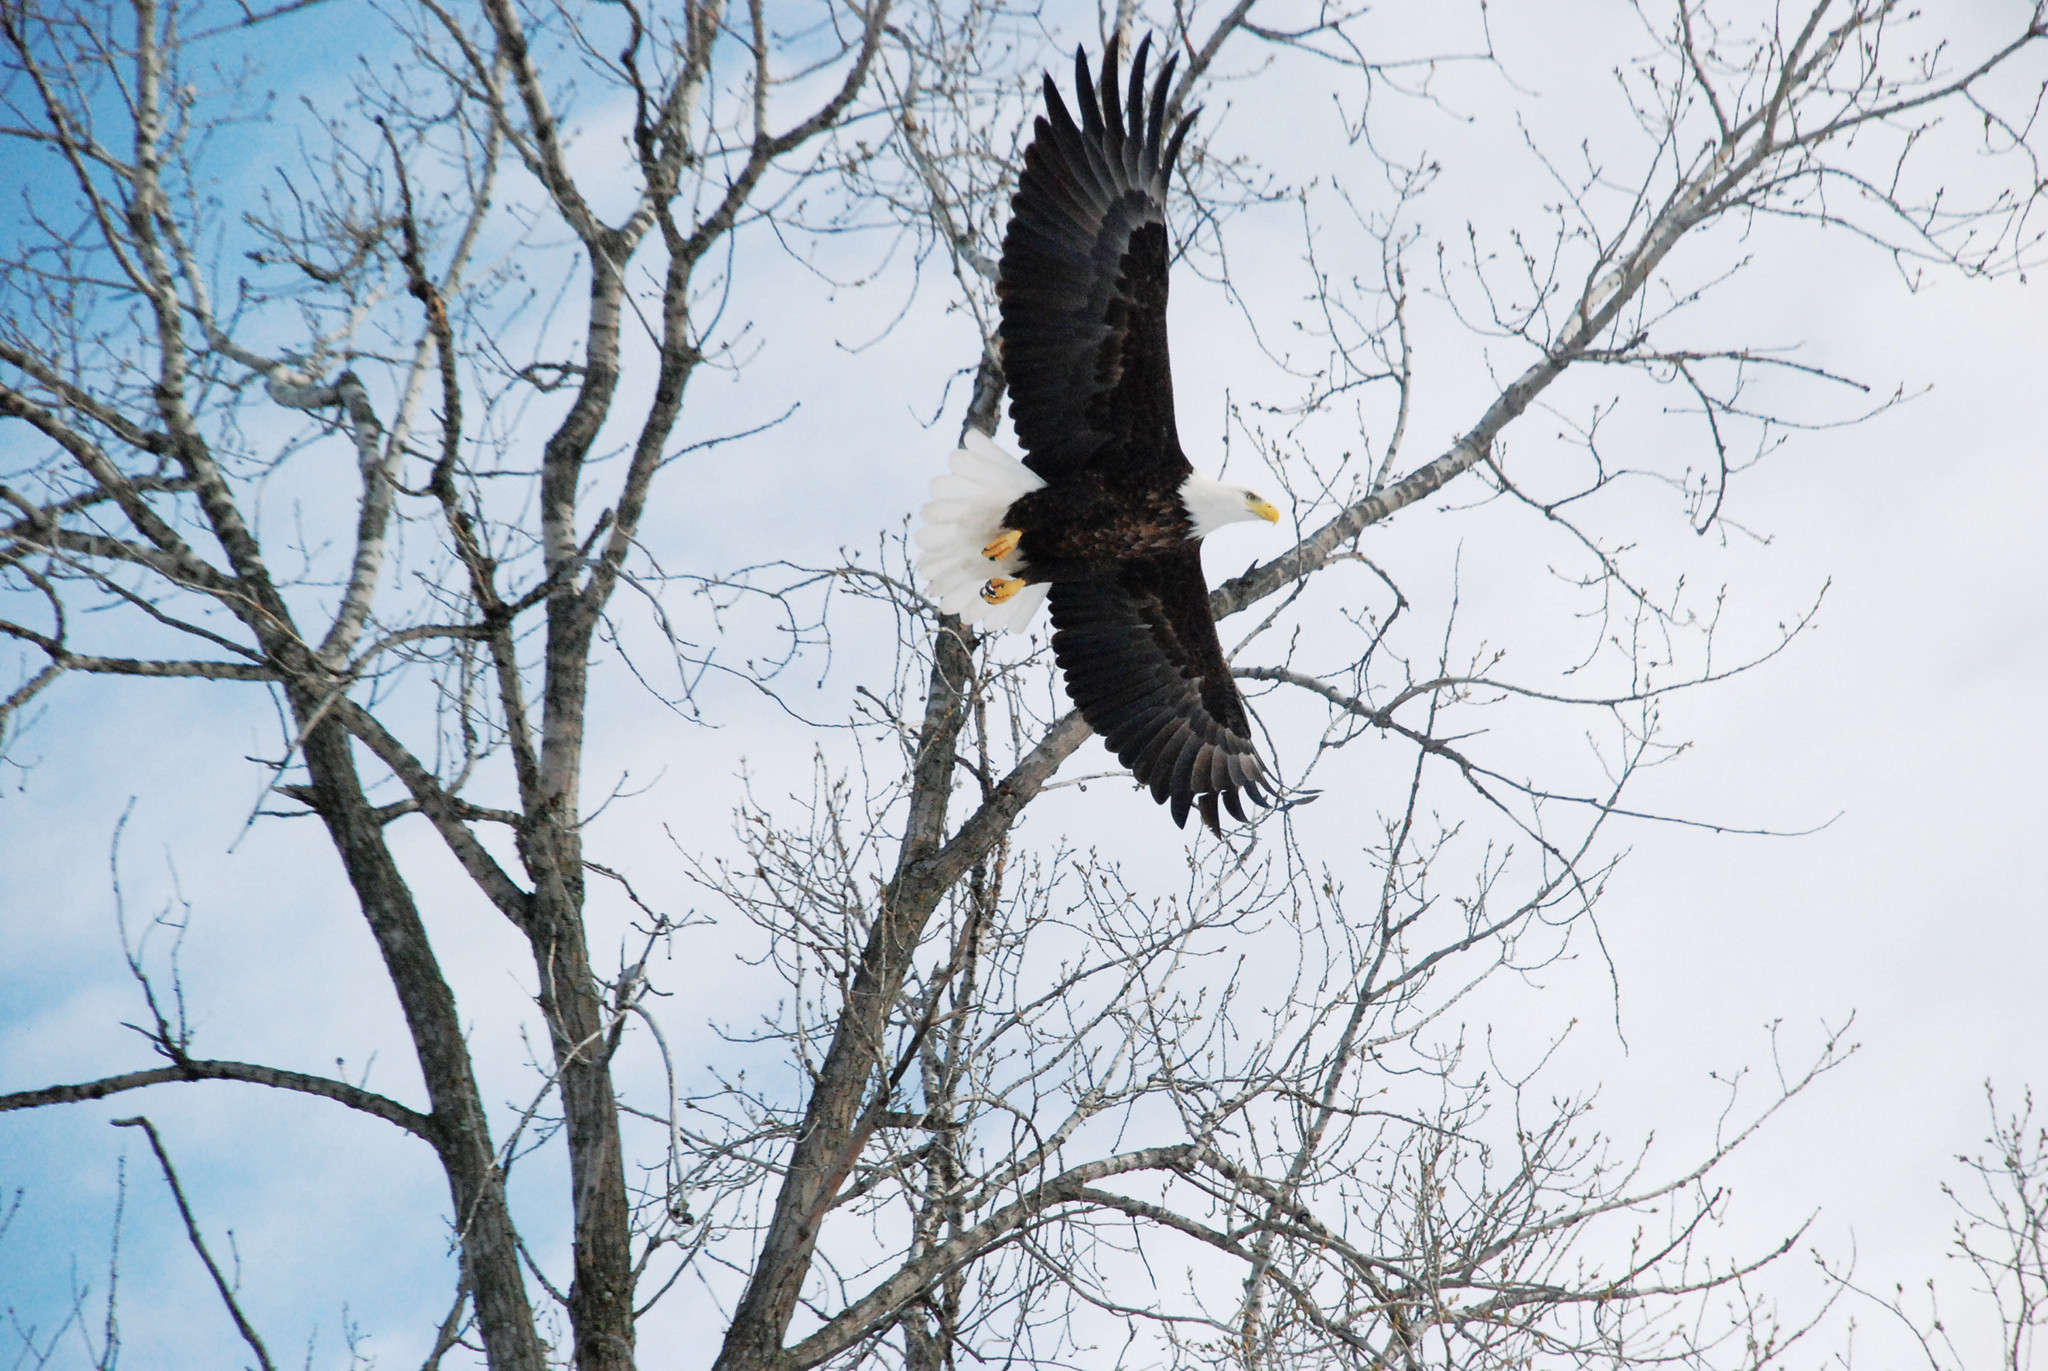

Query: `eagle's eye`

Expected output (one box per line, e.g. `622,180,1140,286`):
1243,491,1281,524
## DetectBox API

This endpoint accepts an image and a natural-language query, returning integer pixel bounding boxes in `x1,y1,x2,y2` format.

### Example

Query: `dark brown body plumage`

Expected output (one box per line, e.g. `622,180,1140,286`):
1003,479,1190,580
993,37,1273,832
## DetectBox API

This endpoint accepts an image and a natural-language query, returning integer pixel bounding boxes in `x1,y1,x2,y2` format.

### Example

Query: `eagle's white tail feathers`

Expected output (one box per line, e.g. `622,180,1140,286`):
916,432,1049,633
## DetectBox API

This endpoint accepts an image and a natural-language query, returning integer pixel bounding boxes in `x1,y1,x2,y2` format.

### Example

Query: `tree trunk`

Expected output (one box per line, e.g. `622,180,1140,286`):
298,712,549,1371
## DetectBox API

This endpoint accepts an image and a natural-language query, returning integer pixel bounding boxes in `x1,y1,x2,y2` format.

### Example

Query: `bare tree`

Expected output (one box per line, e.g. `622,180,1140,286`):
1822,1084,2048,1371
2,1,2044,1369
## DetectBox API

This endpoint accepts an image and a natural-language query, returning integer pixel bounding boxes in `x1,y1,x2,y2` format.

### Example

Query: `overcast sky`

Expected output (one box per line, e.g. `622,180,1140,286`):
2,2,2044,1368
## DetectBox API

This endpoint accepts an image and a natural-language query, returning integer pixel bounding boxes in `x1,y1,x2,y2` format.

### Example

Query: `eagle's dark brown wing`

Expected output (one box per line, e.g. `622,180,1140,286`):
1048,546,1271,832
998,35,1192,490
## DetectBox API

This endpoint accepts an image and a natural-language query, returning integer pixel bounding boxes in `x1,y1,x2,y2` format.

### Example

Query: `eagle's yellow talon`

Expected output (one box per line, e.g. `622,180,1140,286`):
981,576,1026,604
982,528,1023,560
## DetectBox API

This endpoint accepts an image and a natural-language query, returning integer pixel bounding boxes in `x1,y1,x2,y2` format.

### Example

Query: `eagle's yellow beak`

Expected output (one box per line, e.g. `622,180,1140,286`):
1249,497,1281,524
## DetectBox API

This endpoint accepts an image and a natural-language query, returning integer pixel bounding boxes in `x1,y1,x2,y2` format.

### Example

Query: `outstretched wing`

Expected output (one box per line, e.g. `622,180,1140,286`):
999,35,1192,490
1048,546,1271,832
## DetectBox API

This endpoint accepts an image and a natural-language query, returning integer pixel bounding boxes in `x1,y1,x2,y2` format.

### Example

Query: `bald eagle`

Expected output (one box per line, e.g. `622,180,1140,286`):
918,36,1279,832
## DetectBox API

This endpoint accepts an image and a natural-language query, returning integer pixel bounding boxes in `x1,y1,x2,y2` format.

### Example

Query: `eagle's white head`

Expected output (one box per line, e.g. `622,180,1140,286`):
1181,471,1282,539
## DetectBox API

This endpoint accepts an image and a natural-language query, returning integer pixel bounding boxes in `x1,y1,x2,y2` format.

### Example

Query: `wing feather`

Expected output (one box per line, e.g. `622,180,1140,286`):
1047,546,1270,831
1000,35,1192,486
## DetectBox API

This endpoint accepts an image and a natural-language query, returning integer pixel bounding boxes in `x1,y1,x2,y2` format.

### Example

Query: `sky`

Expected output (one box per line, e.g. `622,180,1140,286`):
2,1,2045,1368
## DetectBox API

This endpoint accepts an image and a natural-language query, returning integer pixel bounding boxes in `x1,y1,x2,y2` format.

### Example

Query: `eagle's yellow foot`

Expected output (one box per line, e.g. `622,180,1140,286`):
981,576,1026,604
982,528,1023,561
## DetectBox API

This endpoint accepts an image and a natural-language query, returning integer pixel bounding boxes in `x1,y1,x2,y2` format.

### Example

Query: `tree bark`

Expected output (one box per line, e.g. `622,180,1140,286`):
713,619,977,1371
296,711,548,1371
